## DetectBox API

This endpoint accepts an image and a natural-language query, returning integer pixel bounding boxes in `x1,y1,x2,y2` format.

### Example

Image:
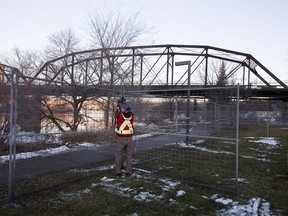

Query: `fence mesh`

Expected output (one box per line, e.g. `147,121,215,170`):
1,68,287,201
127,87,239,191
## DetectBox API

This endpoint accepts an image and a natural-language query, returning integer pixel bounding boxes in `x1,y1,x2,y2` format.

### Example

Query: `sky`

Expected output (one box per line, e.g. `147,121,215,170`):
1,0,288,81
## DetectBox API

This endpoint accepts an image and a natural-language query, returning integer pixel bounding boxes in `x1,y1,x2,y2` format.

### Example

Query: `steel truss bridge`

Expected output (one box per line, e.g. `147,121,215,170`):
1,44,288,101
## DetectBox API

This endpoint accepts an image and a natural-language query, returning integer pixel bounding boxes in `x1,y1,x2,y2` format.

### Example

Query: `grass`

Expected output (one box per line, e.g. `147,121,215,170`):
60,131,117,144
0,125,287,215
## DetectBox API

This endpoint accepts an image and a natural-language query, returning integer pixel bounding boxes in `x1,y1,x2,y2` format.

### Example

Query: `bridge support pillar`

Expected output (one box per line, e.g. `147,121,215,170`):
18,94,41,133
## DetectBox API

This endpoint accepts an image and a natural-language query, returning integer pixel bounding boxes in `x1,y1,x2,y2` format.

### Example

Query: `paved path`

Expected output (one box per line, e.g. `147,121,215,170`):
0,134,184,183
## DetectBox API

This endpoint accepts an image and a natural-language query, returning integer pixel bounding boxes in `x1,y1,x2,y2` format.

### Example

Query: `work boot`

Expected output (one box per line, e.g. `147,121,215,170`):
125,172,132,177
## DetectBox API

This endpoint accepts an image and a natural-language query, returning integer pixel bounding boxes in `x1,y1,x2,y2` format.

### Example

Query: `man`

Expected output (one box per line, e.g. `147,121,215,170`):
115,103,134,177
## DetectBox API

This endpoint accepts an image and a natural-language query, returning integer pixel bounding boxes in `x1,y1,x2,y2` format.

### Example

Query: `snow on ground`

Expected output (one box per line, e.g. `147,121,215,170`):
176,190,186,197
0,133,156,164
1,124,281,163
209,194,271,215
246,137,279,149
58,168,272,215
69,165,114,173
58,169,198,210
0,131,280,215
132,132,158,140
78,142,100,147
0,146,70,163
177,141,234,155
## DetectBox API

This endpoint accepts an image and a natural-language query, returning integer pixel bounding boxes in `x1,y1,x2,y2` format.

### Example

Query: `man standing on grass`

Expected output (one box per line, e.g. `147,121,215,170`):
115,103,134,177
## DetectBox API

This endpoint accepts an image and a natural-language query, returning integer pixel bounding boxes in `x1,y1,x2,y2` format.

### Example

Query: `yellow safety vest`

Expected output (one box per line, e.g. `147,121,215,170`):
115,114,134,135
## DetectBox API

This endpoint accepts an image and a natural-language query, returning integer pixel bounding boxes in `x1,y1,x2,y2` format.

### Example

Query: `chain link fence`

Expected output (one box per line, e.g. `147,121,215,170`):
126,87,240,192
1,67,287,202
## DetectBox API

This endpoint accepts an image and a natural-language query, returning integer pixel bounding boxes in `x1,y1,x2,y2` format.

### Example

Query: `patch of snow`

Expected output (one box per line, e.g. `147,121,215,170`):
147,123,159,129
133,167,153,174
210,194,271,216
127,213,138,216
0,145,70,164
246,137,279,148
0,132,157,163
78,142,100,147
58,188,91,201
177,141,234,155
133,133,158,140
101,176,115,182
16,132,60,144
231,178,248,184
195,139,205,144
242,155,271,162
136,122,147,127
176,190,186,197
211,194,233,205
134,191,162,202
69,165,114,173
159,178,180,191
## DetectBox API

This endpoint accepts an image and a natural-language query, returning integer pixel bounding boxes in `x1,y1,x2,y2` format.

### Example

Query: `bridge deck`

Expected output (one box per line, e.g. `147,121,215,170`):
1,84,287,101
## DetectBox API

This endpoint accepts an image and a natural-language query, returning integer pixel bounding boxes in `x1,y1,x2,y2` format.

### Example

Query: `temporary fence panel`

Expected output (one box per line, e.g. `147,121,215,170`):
128,86,240,192
1,66,287,202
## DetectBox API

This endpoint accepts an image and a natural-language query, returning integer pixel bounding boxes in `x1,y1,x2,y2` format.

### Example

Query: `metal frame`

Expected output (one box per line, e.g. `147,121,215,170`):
1,45,287,89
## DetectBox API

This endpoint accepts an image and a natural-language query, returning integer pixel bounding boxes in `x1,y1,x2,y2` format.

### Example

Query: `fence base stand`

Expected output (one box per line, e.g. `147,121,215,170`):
276,175,288,178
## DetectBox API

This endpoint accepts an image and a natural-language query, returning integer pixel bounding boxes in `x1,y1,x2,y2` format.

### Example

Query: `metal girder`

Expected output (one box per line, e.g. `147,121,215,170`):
2,45,287,89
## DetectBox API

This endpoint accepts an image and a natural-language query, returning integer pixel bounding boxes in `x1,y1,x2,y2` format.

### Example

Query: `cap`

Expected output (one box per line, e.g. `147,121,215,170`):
122,103,131,111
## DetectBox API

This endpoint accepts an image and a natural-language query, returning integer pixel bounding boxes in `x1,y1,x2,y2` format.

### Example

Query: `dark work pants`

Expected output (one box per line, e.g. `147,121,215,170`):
115,136,133,174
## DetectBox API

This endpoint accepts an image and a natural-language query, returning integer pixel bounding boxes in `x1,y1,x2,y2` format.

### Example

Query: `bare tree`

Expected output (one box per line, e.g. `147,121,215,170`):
0,48,46,132
0,10,153,132
85,8,153,85
86,8,152,48
0,80,10,146
41,28,87,132
84,8,153,128
196,60,219,85
0,47,44,78
41,27,127,132
45,28,80,59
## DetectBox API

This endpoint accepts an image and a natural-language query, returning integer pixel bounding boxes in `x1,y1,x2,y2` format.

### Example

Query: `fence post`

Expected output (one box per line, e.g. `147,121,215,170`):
8,68,19,202
175,97,178,133
235,84,240,192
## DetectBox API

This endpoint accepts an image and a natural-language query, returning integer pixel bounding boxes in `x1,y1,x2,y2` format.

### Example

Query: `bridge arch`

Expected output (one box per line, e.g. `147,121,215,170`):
1,45,288,132
1,44,284,89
